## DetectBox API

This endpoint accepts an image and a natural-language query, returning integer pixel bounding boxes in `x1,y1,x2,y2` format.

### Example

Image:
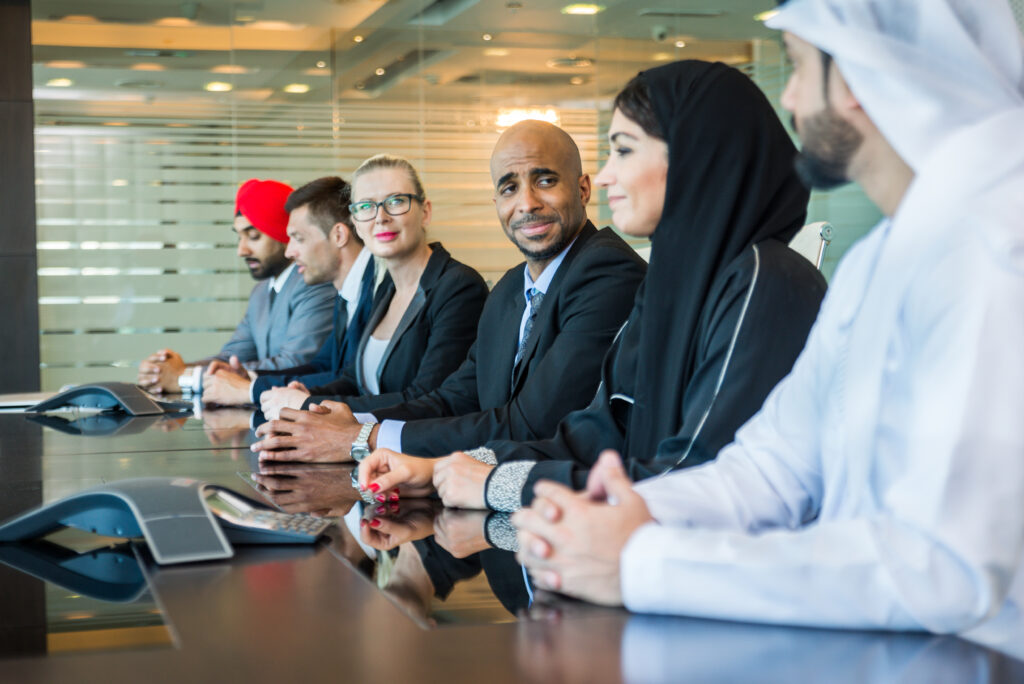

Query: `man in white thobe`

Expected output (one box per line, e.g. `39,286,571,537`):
513,0,1024,639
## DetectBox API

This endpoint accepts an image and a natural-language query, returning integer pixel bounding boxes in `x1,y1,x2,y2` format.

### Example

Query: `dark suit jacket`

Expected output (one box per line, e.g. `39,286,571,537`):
251,257,377,396
305,243,488,407
364,222,647,457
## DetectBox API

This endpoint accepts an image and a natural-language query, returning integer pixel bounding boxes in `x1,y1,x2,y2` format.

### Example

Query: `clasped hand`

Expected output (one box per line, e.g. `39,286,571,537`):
251,400,362,462
510,450,655,607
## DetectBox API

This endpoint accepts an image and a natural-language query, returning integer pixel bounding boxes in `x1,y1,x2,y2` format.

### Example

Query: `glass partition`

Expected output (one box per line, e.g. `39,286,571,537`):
31,0,891,390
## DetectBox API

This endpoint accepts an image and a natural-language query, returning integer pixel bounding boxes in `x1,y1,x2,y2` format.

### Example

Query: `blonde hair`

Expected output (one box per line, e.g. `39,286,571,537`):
352,154,425,199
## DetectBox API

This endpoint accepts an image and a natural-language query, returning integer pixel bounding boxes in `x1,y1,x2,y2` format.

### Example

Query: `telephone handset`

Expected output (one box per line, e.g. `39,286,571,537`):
0,478,332,565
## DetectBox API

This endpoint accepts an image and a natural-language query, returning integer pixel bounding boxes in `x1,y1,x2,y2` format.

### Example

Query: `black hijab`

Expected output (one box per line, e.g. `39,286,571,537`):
621,60,810,461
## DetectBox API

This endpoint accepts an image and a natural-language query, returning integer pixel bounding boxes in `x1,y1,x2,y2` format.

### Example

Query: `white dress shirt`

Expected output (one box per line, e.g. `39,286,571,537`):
622,204,1024,633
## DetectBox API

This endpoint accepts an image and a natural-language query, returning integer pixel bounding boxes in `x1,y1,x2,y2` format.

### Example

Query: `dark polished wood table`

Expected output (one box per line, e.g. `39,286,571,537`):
0,409,1021,683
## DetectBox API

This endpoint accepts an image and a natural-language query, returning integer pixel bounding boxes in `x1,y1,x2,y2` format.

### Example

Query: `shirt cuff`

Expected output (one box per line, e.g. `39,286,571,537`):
353,412,377,424
484,512,518,552
249,379,259,404
376,419,404,453
620,522,667,613
484,460,536,512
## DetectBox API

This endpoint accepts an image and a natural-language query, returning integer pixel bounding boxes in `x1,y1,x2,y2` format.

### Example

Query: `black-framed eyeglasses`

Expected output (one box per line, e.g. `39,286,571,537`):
349,193,423,222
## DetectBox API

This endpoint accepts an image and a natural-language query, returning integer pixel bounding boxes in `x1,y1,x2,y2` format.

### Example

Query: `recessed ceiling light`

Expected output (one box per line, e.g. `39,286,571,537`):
375,67,386,76
353,35,364,43
482,33,493,41
46,78,73,87
211,64,249,75
111,179,128,187
131,63,166,71
561,4,605,15
570,76,585,85
316,60,327,68
653,52,673,62
484,48,510,57
754,9,780,22
204,81,233,92
283,83,310,94
45,60,85,69
675,40,686,48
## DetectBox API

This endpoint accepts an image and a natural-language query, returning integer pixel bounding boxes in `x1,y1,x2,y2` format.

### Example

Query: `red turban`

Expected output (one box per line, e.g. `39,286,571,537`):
235,179,293,244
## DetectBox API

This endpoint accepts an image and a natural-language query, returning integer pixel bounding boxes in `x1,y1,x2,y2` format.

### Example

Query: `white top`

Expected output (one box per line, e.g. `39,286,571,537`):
361,336,390,396
620,0,1024,638
621,110,1024,632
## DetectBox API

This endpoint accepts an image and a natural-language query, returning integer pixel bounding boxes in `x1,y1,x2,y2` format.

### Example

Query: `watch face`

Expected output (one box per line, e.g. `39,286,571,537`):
350,445,370,463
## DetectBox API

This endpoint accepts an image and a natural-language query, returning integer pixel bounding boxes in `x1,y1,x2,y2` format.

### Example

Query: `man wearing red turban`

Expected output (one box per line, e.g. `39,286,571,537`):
137,179,335,394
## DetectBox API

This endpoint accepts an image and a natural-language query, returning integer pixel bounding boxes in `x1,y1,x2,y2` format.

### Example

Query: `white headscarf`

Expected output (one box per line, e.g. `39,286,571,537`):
767,0,1024,172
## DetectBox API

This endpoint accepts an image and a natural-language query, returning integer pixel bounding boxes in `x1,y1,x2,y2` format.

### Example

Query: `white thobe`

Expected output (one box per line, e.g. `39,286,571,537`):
622,111,1024,635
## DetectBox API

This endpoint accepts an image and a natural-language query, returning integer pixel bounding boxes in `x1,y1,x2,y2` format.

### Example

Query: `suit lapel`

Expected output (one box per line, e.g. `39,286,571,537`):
375,287,425,385
266,266,296,353
510,223,596,392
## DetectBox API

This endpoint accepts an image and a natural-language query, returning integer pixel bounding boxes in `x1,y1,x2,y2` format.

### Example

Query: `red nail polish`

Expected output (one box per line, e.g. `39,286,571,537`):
375,505,386,515
388,492,399,502
369,483,381,493
375,494,386,503
360,519,367,527
389,503,399,513
370,519,381,528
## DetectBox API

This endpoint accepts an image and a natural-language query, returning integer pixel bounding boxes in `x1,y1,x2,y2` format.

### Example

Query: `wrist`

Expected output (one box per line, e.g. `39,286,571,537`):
368,423,380,450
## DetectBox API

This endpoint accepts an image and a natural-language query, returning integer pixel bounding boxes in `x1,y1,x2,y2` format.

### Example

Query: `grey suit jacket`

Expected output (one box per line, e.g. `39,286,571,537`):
217,265,335,371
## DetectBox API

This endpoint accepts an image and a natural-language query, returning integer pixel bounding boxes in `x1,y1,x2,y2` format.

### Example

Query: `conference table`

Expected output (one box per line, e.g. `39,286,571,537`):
0,405,1021,682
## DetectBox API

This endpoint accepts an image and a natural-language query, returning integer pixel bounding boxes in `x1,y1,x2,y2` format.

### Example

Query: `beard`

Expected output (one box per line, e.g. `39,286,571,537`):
507,212,581,262
246,251,290,281
792,108,863,191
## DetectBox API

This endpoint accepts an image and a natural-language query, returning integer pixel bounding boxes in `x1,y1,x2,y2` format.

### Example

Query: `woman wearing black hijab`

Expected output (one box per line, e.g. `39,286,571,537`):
358,60,827,511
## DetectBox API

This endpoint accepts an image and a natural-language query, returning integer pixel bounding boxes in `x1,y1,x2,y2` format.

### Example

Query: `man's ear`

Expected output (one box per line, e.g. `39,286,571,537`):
331,222,352,248
578,173,592,205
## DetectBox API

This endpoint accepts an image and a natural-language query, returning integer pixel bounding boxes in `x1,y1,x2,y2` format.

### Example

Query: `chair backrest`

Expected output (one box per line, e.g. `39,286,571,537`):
788,221,834,270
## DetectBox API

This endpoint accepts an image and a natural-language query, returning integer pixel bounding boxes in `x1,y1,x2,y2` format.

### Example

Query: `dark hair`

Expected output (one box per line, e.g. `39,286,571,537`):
613,73,665,141
284,176,359,243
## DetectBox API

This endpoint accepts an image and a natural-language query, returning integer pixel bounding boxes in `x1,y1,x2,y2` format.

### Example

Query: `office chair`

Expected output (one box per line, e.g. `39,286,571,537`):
788,221,833,270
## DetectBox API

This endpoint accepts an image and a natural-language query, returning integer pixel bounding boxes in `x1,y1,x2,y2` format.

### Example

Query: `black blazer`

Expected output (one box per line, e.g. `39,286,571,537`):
305,243,488,407
488,239,827,506
363,222,647,456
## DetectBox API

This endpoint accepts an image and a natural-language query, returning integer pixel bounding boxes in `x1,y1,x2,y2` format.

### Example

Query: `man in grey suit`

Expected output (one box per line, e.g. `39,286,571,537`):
137,178,335,394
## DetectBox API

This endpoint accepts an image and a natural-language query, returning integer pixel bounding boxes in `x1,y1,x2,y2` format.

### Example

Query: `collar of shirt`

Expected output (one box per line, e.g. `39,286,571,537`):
339,247,373,322
521,235,578,300
270,262,295,294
